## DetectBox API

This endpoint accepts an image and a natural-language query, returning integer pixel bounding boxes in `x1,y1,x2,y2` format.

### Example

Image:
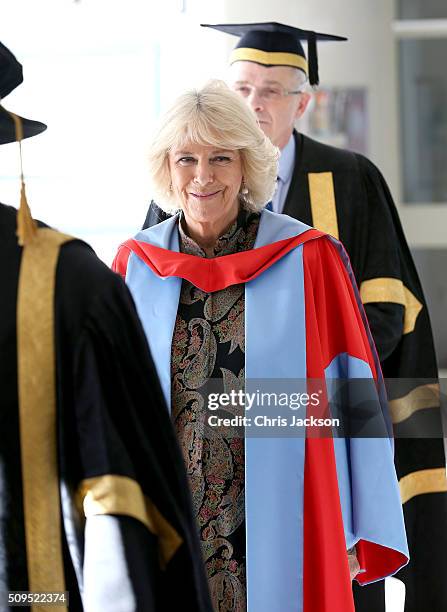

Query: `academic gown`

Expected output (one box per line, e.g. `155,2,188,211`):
0,203,212,612
142,132,447,612
280,133,447,612
114,210,409,612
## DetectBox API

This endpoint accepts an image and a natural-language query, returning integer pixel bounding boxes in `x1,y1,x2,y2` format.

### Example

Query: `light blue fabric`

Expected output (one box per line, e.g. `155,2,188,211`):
325,354,409,574
244,211,309,612
327,235,393,437
272,134,295,214
126,216,181,409
255,208,310,243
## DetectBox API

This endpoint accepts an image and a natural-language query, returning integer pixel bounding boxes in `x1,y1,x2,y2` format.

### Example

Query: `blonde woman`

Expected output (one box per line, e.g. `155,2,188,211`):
114,81,408,612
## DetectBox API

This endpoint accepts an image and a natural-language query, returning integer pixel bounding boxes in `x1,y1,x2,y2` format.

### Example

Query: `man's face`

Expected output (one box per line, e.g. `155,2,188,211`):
229,61,311,150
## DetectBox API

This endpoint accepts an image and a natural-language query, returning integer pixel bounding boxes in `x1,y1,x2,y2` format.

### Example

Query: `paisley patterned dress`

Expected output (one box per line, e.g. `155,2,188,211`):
171,210,260,612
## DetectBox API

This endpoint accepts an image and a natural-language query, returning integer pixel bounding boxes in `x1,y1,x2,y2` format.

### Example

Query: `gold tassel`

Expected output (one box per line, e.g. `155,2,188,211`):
17,176,37,246
4,108,37,246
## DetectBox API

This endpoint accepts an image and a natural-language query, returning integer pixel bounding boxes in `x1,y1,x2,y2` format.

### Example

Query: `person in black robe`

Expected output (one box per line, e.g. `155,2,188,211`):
0,41,212,612
141,23,447,612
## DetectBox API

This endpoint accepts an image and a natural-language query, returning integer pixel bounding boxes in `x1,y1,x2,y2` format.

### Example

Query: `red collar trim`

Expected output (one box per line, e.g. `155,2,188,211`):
122,228,323,292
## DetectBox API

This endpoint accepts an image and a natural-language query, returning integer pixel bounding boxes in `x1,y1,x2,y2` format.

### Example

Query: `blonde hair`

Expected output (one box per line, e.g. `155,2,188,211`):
148,80,279,213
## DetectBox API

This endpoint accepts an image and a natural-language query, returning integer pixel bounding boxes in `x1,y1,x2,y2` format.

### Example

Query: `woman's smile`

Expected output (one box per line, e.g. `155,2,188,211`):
189,189,222,200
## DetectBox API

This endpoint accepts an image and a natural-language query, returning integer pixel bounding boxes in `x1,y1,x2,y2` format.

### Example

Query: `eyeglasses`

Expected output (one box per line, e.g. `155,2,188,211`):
233,83,303,101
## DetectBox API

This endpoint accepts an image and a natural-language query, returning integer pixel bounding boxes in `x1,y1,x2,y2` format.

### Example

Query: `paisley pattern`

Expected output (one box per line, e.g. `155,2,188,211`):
171,211,259,611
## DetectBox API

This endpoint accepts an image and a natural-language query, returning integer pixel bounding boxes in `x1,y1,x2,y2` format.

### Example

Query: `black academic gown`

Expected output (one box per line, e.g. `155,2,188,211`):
0,203,212,612
142,132,447,612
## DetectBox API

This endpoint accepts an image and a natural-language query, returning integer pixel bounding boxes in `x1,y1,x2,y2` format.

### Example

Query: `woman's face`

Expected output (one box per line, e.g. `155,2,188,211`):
168,142,243,227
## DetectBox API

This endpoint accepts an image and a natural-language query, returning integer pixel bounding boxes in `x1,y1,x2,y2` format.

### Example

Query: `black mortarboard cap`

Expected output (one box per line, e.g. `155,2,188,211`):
0,41,47,245
0,106,47,145
0,41,47,144
0,41,23,98
201,22,347,86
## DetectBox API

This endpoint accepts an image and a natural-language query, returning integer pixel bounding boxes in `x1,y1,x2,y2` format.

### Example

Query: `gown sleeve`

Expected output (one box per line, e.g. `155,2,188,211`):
355,156,405,362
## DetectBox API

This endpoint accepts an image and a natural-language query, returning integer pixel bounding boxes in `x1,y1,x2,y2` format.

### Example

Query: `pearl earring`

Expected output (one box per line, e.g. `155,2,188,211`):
241,181,249,195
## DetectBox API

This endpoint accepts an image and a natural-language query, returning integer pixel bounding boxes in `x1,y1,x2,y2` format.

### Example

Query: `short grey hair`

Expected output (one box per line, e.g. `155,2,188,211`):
148,80,279,213
294,68,309,90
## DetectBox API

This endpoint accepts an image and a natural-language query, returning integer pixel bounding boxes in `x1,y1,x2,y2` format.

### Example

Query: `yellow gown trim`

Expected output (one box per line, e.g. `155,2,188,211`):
389,383,440,424
308,172,339,239
17,228,73,612
359,277,423,334
78,474,183,569
400,468,447,504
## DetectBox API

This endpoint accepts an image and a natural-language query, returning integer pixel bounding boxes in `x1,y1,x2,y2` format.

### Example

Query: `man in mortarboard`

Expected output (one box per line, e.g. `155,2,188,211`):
0,42,212,612
142,22,447,612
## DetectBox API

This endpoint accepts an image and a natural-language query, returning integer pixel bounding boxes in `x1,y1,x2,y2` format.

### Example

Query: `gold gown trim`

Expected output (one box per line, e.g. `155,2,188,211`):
389,383,440,424
400,467,447,504
308,171,340,239
17,227,73,612
78,474,182,569
359,277,423,334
